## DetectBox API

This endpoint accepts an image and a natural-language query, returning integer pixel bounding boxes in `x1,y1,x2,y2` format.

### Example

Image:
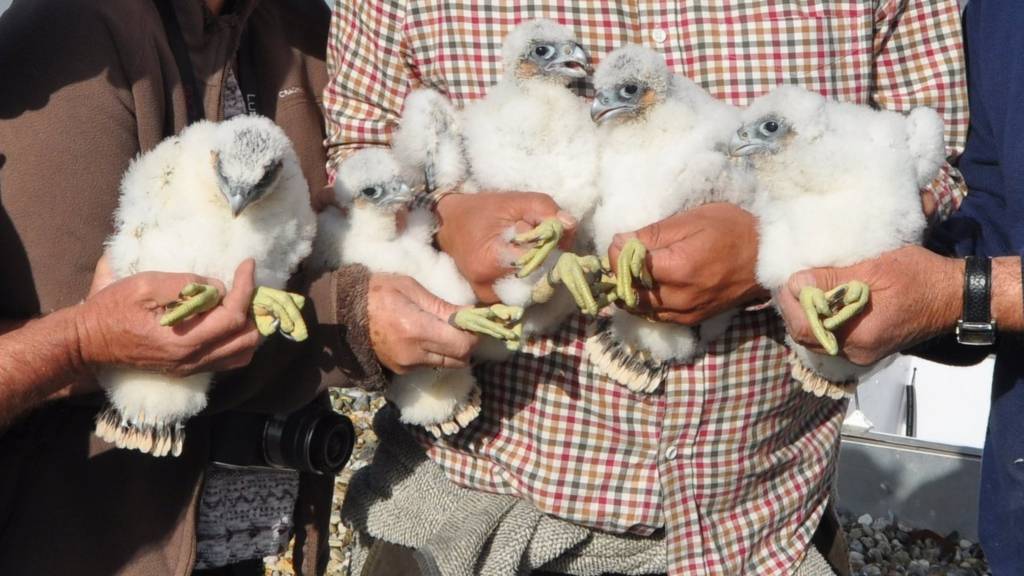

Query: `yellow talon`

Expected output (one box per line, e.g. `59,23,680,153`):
160,283,222,326
798,281,870,356
514,219,564,278
616,238,652,308
252,287,308,341
450,304,524,348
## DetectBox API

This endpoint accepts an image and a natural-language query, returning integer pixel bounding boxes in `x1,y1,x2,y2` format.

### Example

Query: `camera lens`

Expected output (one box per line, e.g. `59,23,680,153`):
309,412,355,475
263,405,355,475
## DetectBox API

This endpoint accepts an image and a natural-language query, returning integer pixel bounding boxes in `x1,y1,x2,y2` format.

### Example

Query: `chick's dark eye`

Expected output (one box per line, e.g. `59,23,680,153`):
762,121,780,134
255,160,282,189
361,186,381,199
620,84,640,98
533,45,553,58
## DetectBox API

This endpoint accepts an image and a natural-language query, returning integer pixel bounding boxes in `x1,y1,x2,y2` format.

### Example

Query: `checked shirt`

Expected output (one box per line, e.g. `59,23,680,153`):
324,1,967,574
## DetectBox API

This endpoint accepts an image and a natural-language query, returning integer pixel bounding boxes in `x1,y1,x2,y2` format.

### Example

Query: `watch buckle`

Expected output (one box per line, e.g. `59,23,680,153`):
956,320,997,346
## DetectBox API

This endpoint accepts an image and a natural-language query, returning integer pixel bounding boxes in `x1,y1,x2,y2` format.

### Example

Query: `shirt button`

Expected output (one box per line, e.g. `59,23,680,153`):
664,446,678,461
651,29,668,44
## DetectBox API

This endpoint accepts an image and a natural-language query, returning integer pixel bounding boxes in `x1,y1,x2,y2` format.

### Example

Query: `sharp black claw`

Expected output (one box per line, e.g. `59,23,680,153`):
827,286,848,311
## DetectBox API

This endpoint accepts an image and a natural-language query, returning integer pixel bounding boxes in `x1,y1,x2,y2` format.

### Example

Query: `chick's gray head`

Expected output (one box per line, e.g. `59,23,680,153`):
335,149,412,212
728,115,792,157
211,115,292,217
729,85,827,158
591,45,672,124
502,19,589,85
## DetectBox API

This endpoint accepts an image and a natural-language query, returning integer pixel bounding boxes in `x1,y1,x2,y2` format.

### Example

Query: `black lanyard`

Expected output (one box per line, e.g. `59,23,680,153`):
152,0,261,127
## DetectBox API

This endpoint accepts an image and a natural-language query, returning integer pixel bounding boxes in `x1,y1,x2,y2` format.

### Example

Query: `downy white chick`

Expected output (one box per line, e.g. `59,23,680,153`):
320,149,521,436
730,85,945,398
98,115,317,456
587,45,755,393
459,19,602,358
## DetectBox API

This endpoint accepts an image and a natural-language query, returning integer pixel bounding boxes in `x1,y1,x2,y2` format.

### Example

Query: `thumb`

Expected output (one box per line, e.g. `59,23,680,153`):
611,216,671,252
521,193,577,229
222,258,257,313
786,267,840,299
401,277,461,320
88,252,116,296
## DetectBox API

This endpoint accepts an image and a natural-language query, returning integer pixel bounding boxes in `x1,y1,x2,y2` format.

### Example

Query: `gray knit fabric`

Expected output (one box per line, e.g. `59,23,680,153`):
794,546,836,576
342,406,668,576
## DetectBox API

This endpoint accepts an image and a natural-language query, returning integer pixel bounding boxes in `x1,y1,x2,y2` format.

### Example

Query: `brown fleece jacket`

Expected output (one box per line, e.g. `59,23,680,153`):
0,0,383,574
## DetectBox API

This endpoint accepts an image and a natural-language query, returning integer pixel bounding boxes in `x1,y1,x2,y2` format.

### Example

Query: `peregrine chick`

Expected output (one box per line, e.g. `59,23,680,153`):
317,149,523,436
731,85,945,398
586,45,754,393
97,115,317,456
392,20,604,361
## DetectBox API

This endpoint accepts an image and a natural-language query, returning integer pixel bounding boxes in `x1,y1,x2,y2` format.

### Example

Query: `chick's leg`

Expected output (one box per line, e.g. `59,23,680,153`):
252,287,308,342
514,219,564,278
798,281,870,356
616,238,654,308
450,304,524,350
160,283,222,326
531,253,605,315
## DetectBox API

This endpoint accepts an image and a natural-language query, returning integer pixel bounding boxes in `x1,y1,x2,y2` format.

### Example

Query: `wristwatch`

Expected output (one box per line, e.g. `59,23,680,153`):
956,256,997,346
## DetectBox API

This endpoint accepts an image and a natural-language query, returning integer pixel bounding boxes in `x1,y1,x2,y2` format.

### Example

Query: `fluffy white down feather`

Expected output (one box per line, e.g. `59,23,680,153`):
103,115,316,427
325,148,479,429
592,47,752,366
455,20,601,357
744,86,945,382
391,88,468,193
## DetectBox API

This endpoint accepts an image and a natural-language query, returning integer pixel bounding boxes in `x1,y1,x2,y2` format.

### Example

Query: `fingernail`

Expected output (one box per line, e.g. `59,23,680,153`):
556,211,577,228
787,271,817,295
611,232,635,249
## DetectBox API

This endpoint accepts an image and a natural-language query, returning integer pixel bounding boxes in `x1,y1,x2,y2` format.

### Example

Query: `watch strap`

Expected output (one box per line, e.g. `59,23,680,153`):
957,256,996,346
962,256,992,323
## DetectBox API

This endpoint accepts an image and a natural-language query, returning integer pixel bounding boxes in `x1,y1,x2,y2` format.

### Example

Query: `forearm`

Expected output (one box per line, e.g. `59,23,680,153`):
991,257,1024,333
0,307,87,427
306,264,387,392
920,255,1023,336
323,0,411,171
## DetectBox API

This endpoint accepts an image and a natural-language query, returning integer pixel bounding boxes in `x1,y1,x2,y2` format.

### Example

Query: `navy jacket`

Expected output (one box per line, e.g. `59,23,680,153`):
942,1,1024,571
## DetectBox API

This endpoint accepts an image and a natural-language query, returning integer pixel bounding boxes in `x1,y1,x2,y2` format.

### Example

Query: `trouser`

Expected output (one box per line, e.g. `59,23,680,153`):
359,503,850,576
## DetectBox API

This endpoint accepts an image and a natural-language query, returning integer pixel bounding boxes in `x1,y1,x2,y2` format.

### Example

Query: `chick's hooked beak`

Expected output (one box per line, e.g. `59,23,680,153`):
384,180,413,207
591,87,637,124
728,126,767,157
224,182,265,217
545,42,589,79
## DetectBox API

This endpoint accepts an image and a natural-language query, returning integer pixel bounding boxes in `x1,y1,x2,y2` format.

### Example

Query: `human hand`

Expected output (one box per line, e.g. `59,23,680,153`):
920,190,937,221
607,203,768,324
75,259,261,376
366,273,479,374
435,192,577,302
778,245,963,365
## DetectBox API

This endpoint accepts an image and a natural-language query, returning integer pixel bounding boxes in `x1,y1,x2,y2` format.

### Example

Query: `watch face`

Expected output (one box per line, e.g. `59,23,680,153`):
957,321,997,346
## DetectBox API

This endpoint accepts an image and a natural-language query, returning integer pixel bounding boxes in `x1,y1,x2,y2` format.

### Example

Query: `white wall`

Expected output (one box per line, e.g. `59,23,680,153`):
849,355,993,449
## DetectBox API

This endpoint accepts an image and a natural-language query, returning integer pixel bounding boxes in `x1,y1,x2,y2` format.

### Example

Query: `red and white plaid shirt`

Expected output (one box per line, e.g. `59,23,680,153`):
324,2,968,574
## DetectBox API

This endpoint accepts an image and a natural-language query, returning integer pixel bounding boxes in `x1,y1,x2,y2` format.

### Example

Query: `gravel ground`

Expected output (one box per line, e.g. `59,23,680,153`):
264,390,992,576
837,512,990,576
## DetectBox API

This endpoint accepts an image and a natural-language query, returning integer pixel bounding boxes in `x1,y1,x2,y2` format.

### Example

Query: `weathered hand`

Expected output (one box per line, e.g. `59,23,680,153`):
76,259,262,377
367,273,479,374
777,246,963,365
607,203,767,324
435,192,577,302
